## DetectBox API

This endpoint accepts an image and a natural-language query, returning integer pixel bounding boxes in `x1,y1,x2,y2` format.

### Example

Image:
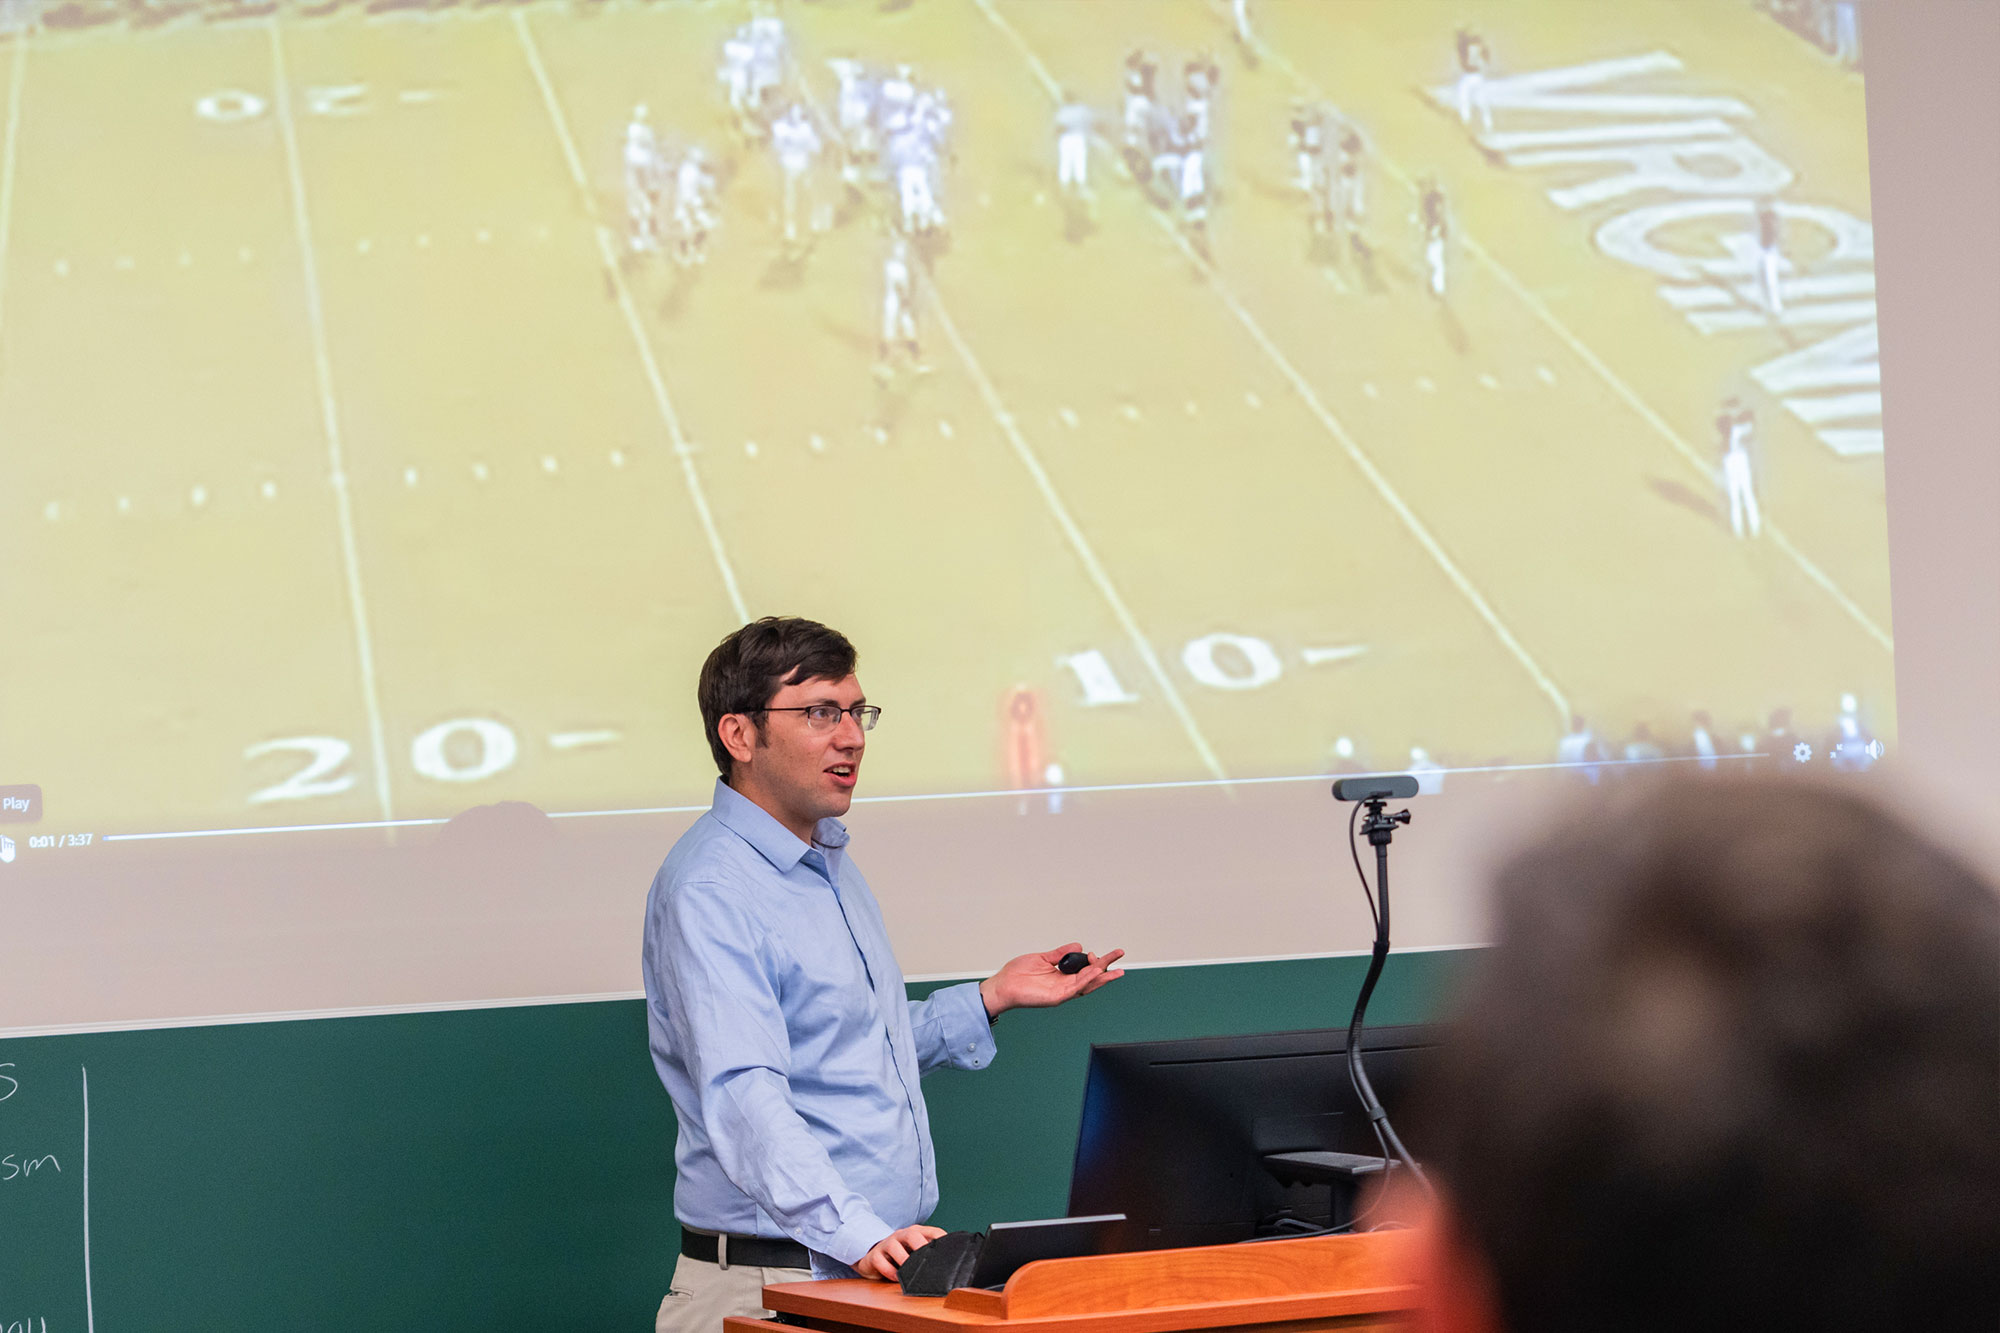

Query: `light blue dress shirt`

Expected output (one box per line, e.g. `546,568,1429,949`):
643,779,997,1271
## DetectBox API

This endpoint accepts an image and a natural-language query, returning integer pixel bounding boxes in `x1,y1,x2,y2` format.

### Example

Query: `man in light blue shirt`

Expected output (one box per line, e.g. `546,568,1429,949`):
645,618,1123,1333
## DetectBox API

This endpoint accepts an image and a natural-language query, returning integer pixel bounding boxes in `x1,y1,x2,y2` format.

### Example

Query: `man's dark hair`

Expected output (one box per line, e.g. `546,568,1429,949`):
1416,777,2000,1333
697,617,857,778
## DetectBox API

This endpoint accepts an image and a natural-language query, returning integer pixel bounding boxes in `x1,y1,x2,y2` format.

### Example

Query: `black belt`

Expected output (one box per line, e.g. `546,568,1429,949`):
681,1229,811,1270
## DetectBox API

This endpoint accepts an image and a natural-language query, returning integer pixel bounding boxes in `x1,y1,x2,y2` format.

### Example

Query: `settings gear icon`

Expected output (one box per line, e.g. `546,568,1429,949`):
1792,741,1814,763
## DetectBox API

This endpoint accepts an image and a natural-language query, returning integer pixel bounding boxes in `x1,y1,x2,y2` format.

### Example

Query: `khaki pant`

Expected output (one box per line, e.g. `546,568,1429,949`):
655,1253,813,1333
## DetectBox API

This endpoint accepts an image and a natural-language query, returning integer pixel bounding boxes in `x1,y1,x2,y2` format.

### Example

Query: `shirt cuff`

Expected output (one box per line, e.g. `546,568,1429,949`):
823,1210,897,1267
933,981,998,1070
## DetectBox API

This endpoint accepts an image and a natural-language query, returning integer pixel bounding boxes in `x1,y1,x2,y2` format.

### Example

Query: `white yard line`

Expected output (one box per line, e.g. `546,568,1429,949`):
972,0,1574,726
269,18,397,822
0,33,27,348
1237,13,1893,655
512,9,750,624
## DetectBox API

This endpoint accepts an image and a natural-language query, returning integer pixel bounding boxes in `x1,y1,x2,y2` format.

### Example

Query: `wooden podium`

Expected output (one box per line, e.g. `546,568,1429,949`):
723,1232,1418,1333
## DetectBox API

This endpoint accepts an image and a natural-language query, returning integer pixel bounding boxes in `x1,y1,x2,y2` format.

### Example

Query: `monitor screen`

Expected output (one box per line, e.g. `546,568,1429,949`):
1068,1023,1438,1249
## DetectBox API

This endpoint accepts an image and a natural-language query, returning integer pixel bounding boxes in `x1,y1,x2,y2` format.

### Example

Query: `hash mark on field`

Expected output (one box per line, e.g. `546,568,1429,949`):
1246,391,1262,409
1362,382,1379,399
238,246,253,263
938,418,955,438
43,501,58,521
1057,407,1078,429
356,238,371,254
117,496,131,515
1536,365,1557,386
809,433,827,453
476,228,492,244
114,256,134,272
610,449,626,468
1415,376,1436,394
471,461,490,481
190,484,208,508
403,467,418,488
1302,645,1370,666
52,258,67,276
744,440,759,458
1479,373,1500,390
872,425,890,444
515,10,748,624
417,233,431,249
541,455,559,473
1119,403,1141,422
1184,399,1199,417
549,729,620,750
261,481,278,499
178,251,193,268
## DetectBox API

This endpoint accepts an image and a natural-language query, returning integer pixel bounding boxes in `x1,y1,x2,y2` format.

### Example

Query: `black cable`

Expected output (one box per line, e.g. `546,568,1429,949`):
1348,800,1378,928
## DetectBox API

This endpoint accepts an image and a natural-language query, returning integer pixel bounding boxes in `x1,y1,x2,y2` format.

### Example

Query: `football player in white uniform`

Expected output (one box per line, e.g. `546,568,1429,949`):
673,145,717,268
1335,120,1367,244
1718,398,1762,539
876,234,928,380
889,120,943,238
879,63,917,139
770,104,822,248
1418,176,1449,298
1055,90,1094,199
1184,54,1218,145
1179,108,1209,245
830,57,879,191
1557,715,1606,785
1122,48,1157,181
625,104,665,254
1755,197,1785,317
746,12,787,128
1289,99,1325,197
1453,27,1493,136
720,33,756,129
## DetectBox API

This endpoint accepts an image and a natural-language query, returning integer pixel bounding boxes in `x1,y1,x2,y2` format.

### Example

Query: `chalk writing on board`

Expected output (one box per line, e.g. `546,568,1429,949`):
2,1154,60,1182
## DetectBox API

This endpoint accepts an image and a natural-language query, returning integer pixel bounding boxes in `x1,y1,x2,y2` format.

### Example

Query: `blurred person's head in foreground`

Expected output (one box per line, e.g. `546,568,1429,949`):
1411,776,1999,1333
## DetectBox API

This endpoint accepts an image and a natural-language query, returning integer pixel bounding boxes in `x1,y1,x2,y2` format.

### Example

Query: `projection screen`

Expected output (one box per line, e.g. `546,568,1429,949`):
3,0,1969,1034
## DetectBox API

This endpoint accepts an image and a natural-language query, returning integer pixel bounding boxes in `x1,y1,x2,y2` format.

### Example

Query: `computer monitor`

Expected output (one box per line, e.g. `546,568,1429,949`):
1065,1024,1438,1250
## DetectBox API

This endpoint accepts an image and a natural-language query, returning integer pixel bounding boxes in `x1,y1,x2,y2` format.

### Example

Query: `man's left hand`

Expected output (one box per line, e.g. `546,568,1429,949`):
979,943,1126,1020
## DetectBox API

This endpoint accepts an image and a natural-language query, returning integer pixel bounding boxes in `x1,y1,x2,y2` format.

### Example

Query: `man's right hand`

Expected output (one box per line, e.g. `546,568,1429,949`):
854,1224,947,1281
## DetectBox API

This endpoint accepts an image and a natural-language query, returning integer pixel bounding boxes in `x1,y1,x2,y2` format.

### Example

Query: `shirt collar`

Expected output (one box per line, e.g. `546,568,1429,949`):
709,778,851,873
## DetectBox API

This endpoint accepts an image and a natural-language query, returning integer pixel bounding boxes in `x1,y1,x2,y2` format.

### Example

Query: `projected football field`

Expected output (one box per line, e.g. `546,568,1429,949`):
0,0,1891,846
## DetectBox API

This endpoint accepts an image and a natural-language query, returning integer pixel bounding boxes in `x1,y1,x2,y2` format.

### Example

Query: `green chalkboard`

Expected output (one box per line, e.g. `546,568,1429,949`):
0,951,1467,1332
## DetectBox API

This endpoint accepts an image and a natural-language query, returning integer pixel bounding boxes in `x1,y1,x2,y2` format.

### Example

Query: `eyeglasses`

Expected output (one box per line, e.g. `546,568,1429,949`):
750,704,883,732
